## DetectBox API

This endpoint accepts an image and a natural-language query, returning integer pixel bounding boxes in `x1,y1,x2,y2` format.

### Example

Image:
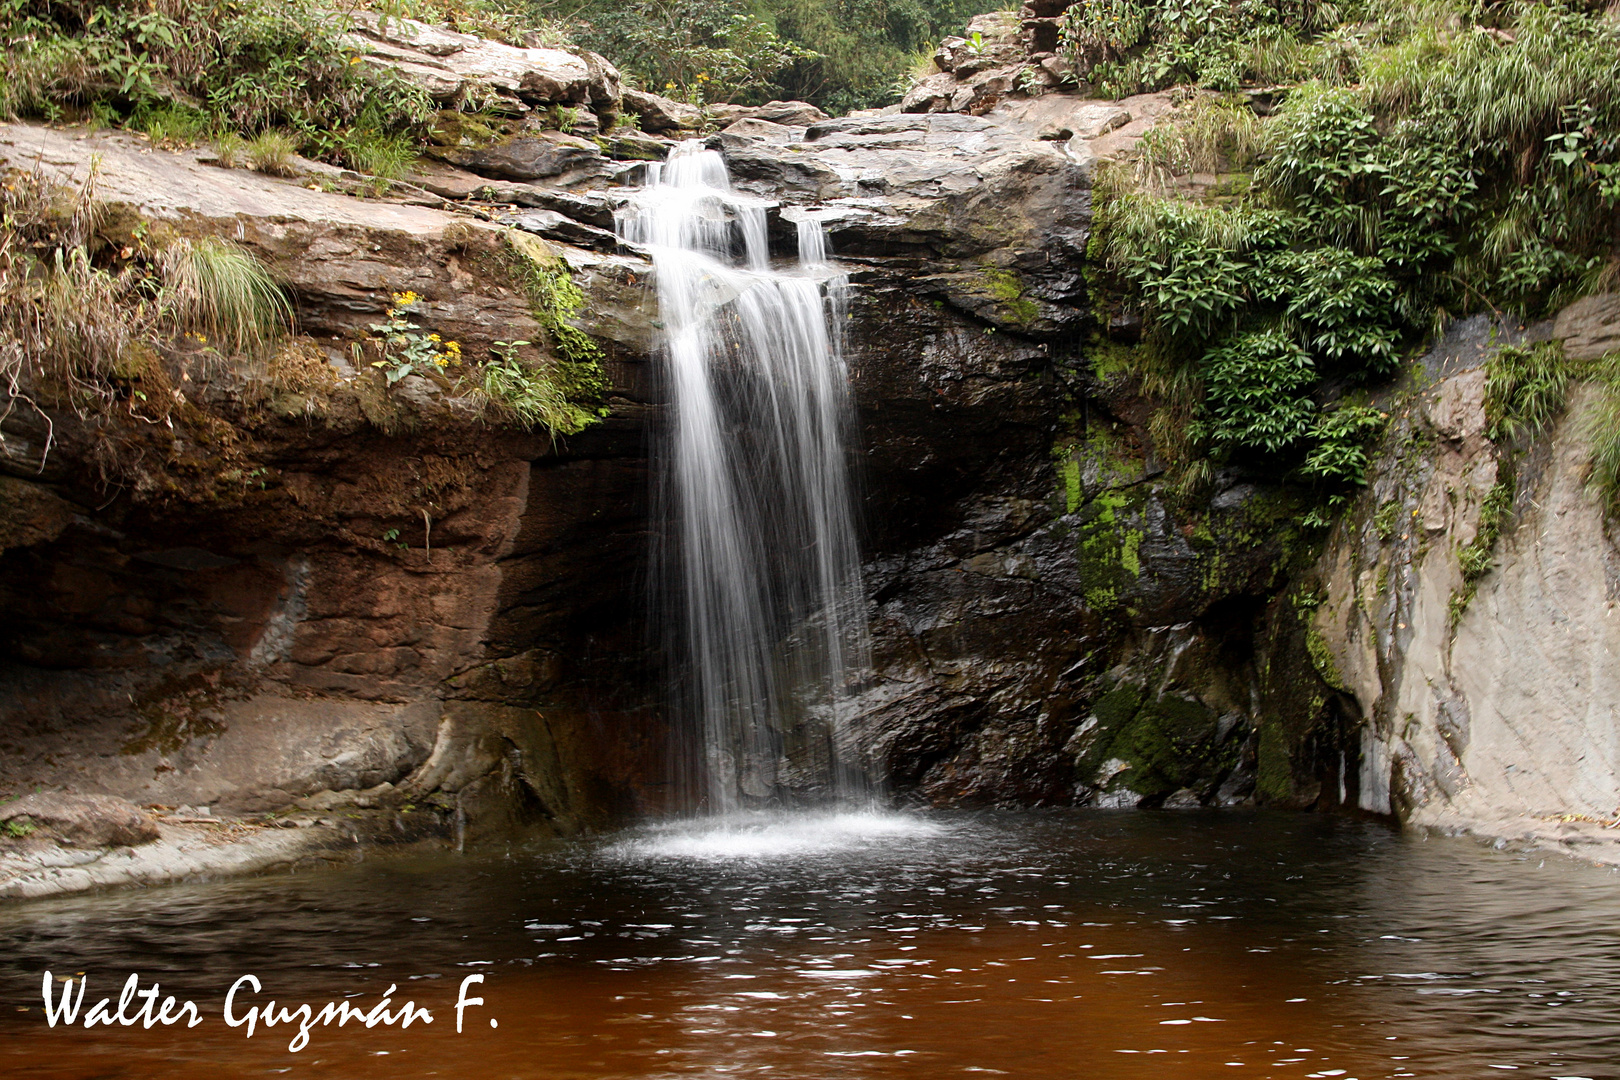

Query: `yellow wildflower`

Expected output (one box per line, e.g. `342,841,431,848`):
428,333,442,342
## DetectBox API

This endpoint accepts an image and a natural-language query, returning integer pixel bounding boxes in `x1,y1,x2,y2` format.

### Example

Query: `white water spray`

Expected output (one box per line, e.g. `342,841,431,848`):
617,144,871,812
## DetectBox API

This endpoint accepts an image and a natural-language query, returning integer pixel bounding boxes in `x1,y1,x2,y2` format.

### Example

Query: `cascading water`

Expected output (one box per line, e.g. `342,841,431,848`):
616,143,871,813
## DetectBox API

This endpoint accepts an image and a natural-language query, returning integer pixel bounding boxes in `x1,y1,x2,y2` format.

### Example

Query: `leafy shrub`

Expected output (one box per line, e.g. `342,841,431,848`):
1087,0,1620,512
1276,248,1399,373
1201,327,1317,453
356,291,462,385
1300,405,1388,486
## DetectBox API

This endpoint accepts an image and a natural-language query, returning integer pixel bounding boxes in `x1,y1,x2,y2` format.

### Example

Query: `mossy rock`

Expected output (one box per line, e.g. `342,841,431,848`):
1074,486,1146,613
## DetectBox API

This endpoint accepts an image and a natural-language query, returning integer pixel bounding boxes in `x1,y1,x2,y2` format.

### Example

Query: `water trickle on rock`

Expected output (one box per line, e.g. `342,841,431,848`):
616,143,870,812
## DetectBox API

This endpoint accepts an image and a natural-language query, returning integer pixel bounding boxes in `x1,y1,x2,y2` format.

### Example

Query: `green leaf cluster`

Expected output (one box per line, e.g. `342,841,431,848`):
1091,0,1620,523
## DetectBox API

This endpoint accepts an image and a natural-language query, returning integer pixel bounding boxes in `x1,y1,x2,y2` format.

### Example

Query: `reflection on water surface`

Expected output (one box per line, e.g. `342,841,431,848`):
1,811,1617,1079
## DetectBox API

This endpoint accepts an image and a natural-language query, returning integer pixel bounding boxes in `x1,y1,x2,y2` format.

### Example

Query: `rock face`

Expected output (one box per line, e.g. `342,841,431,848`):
15,11,1539,894
690,106,1342,811
1,57,1349,883
0,122,665,853
1314,313,1620,859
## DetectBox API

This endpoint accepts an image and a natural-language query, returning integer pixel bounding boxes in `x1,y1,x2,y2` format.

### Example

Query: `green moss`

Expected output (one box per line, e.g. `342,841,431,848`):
979,268,1038,326
1056,451,1082,514
1076,487,1146,611
1305,624,1346,692
1081,680,1235,799
1087,337,1141,385
1254,719,1295,805
490,231,608,435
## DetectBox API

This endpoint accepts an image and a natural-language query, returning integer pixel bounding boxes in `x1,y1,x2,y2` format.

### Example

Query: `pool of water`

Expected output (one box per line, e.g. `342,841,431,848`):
1,810,1617,1079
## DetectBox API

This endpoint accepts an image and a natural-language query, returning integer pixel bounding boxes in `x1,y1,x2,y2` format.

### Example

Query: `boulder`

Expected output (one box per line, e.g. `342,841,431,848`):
745,100,829,126
1,793,159,847
0,477,77,552
428,131,608,181
934,36,970,73
967,10,1022,41
707,132,841,198
1554,292,1620,361
902,72,958,114
720,118,805,144
622,87,702,132
949,65,1022,115
342,12,620,111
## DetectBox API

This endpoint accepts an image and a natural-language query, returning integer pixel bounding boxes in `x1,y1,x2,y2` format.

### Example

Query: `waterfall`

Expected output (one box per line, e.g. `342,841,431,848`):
617,143,871,813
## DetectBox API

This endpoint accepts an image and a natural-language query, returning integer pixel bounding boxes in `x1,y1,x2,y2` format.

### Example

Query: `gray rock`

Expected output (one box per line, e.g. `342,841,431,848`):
343,11,620,111
902,72,958,114
708,133,841,197
746,100,829,126
2,793,159,847
720,118,806,144
622,87,701,132
429,132,607,181
1554,292,1620,360
500,207,620,251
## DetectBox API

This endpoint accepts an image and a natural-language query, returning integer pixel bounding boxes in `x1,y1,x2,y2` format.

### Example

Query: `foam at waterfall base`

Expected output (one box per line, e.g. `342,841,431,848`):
609,809,950,861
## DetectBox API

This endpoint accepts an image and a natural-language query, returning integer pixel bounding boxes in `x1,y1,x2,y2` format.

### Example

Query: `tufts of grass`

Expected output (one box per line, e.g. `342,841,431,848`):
1581,356,1620,516
160,237,292,353
1180,95,1262,173
212,132,248,169
1484,340,1568,442
1239,24,1308,86
339,129,416,179
132,104,215,145
478,345,596,435
246,130,299,177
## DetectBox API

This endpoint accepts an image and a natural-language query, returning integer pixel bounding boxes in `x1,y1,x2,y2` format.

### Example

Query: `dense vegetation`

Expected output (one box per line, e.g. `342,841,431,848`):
553,0,1000,113
1,0,442,172
1082,0,1620,515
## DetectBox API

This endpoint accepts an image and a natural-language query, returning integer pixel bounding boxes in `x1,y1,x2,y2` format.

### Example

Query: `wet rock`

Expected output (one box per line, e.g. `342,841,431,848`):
707,132,841,197
600,129,672,161
1,793,159,847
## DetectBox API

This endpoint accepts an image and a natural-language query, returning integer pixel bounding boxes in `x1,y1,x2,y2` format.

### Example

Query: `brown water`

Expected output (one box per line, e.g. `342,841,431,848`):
0,810,1617,1079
